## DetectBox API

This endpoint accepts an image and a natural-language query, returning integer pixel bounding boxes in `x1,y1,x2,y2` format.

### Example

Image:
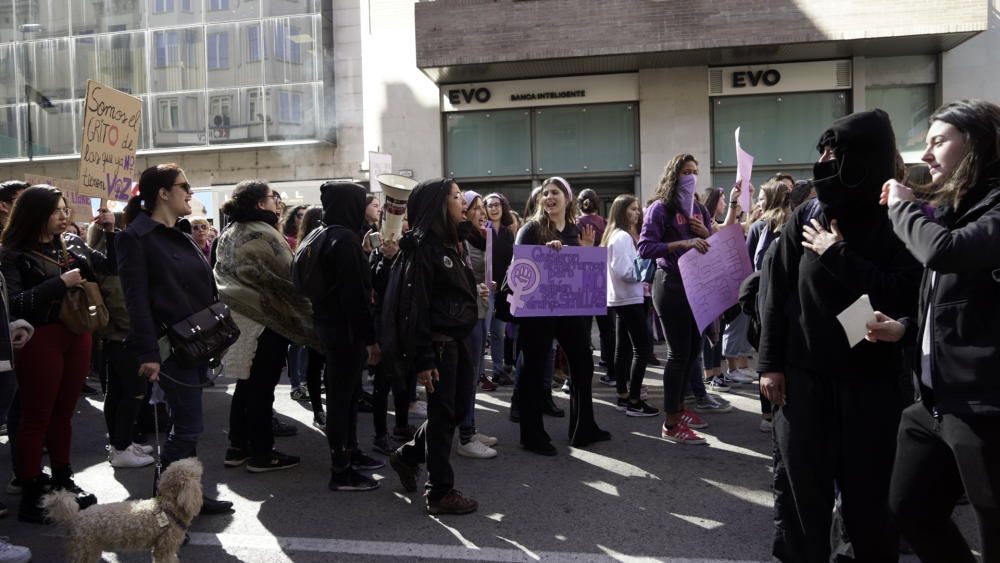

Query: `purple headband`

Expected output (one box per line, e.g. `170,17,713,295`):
463,190,482,210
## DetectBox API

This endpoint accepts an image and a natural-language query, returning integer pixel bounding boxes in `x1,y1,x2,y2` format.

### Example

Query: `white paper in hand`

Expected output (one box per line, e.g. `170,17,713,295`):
837,294,876,347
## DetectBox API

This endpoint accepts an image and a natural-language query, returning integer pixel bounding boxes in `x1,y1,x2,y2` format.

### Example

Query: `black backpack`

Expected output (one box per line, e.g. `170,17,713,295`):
291,225,335,301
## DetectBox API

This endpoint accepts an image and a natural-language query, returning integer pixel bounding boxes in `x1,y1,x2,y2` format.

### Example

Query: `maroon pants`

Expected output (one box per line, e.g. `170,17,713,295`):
14,322,91,480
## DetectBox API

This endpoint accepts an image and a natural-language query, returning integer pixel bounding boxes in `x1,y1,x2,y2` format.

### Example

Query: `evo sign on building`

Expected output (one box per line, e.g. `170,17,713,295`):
709,60,852,96
441,74,638,112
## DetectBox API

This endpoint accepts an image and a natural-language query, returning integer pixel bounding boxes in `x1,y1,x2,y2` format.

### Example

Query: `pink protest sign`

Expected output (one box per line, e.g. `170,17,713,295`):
678,224,753,334
735,127,754,213
507,245,607,317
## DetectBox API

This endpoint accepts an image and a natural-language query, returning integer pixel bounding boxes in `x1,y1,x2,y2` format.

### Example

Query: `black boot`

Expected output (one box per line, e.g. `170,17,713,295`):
18,475,52,524
509,389,520,422
200,496,234,515
542,389,565,417
52,466,97,510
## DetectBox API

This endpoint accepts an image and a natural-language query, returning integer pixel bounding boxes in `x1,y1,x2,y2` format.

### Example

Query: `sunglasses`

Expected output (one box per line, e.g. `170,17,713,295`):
192,224,210,231
172,181,192,193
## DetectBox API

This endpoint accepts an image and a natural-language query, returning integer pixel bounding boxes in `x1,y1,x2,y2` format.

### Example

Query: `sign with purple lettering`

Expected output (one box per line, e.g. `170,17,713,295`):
678,224,753,334
507,245,607,317
78,80,141,201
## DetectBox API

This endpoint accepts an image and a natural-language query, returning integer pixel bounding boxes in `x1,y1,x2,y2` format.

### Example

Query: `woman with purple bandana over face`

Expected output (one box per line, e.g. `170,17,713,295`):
637,154,715,445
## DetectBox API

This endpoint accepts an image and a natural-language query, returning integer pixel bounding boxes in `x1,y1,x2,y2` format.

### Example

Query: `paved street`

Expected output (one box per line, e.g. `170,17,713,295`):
1,344,980,562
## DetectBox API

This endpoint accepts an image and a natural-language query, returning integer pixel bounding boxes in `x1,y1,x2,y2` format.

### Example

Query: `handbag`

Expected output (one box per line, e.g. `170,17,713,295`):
31,248,109,335
164,301,240,366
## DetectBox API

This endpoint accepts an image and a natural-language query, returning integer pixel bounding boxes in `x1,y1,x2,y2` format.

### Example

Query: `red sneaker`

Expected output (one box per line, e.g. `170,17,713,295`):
478,376,497,392
661,421,707,445
679,409,708,429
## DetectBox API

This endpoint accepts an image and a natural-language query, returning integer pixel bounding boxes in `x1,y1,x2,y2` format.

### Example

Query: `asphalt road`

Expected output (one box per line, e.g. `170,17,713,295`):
1,344,981,562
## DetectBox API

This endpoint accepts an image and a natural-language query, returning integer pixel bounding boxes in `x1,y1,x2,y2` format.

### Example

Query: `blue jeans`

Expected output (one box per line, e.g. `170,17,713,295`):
286,344,307,389
460,317,486,442
158,356,207,466
487,294,507,374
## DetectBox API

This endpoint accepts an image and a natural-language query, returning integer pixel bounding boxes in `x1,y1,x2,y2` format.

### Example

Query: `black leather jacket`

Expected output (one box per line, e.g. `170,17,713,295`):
0,232,116,328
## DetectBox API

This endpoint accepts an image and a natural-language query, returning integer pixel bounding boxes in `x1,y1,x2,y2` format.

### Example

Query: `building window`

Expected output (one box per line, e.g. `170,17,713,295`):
207,32,229,70
278,90,301,123
210,95,232,130
247,26,261,62
185,29,199,65
248,90,261,122
154,31,179,67
274,24,301,63
158,98,180,131
154,0,175,13
181,0,193,12
866,85,934,156
209,0,230,11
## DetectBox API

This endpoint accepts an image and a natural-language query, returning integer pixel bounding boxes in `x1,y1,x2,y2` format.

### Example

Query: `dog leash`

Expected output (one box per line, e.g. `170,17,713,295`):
149,383,165,496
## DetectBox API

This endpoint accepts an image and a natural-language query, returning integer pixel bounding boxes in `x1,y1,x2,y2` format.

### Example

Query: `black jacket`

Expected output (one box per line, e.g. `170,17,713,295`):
890,180,1000,415
489,225,515,286
311,182,376,345
0,232,117,328
117,212,216,364
758,199,922,377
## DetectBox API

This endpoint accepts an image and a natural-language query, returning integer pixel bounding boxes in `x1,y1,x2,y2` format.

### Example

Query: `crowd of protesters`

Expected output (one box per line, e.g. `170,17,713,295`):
0,98,997,563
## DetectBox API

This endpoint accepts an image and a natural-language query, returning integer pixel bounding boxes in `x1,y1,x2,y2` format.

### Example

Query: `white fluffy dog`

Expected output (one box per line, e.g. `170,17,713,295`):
43,457,204,563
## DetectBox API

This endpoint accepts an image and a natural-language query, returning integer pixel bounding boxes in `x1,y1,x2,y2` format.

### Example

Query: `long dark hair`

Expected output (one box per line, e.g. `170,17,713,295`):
0,185,65,251
220,179,270,220
703,187,724,221
652,154,698,209
125,163,183,224
297,206,324,241
282,204,308,237
364,194,379,227
484,193,514,227
924,100,1000,208
577,189,602,216
523,185,543,218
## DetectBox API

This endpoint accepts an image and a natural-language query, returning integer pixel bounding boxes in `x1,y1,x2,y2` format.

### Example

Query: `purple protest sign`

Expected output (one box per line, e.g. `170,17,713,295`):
677,224,753,334
507,245,607,317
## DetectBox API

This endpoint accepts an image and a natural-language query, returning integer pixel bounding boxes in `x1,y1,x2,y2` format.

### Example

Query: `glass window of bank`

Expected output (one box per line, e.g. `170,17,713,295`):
0,0,325,160
711,91,850,189
445,102,639,215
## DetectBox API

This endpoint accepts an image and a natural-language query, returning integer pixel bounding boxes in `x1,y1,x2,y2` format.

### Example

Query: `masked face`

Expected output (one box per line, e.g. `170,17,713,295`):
676,173,697,217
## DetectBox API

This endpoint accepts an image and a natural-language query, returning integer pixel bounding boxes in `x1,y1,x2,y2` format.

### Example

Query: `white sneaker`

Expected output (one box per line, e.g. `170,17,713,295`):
131,442,154,455
473,433,498,447
726,369,754,384
759,419,773,432
457,439,497,459
0,538,31,563
737,367,758,381
693,395,733,414
408,400,428,418
110,445,155,468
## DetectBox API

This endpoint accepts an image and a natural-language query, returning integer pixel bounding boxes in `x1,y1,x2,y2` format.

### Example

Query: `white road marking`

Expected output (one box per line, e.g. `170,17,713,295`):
186,532,765,562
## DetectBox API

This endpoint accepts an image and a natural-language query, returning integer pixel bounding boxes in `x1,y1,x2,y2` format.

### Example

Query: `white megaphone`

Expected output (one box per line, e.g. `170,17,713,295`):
376,174,417,243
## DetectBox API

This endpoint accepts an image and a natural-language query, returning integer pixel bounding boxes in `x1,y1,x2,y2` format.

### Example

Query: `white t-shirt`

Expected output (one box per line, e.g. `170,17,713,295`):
606,229,644,307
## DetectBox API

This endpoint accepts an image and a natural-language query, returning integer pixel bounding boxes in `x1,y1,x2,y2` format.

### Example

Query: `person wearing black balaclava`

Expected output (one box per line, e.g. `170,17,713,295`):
385,178,480,515
758,109,922,562
312,182,384,491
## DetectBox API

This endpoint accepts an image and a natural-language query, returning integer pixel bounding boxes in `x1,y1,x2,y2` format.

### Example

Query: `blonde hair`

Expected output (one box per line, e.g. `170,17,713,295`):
530,177,577,244
601,195,638,247
189,216,209,228
758,179,792,233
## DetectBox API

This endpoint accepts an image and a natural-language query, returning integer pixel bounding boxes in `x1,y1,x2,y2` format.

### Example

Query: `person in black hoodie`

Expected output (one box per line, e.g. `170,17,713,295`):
758,110,922,562
867,99,1000,563
311,182,383,491
385,178,480,515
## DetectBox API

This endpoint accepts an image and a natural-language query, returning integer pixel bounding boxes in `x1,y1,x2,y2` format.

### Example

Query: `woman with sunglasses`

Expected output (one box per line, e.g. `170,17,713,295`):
189,216,212,259
117,164,233,515
0,185,117,522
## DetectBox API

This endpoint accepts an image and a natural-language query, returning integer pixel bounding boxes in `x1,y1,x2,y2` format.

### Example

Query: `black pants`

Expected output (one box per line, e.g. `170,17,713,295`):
587,313,615,376
772,368,901,563
889,401,1000,563
103,340,145,451
305,347,324,415
228,328,289,458
317,319,365,468
652,271,700,415
611,303,651,401
398,339,472,501
373,355,411,438
518,315,599,447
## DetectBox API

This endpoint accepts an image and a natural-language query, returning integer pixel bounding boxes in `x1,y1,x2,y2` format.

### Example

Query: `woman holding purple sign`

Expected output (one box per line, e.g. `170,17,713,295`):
514,176,608,456
638,154,714,445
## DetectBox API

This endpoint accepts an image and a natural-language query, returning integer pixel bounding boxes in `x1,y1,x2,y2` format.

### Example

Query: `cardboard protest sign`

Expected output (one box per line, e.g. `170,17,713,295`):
678,224,753,333
24,174,95,222
506,245,607,318
735,127,754,212
368,152,392,192
78,80,141,202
